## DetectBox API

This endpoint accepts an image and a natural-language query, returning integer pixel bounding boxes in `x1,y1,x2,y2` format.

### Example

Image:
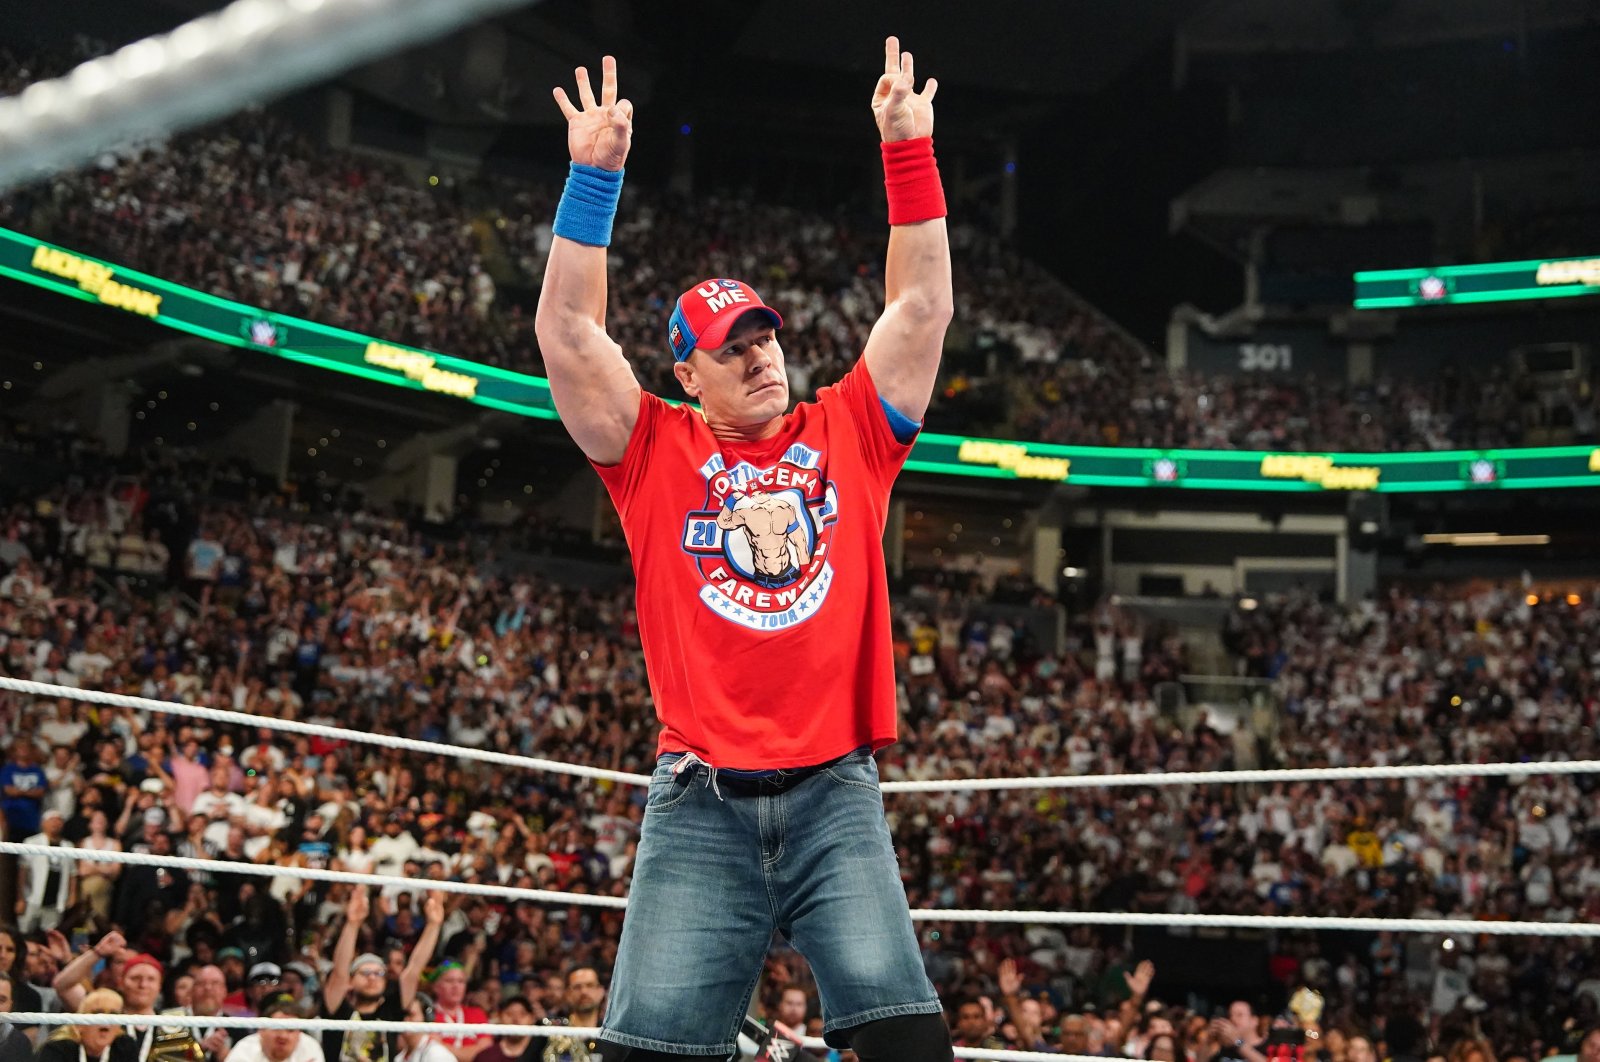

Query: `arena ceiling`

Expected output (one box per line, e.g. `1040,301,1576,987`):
33,0,1600,141
1180,0,1599,53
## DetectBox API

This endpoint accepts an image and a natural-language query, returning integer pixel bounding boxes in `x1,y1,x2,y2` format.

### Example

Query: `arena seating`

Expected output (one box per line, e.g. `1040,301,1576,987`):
3,414,1598,1058
2,48,1582,455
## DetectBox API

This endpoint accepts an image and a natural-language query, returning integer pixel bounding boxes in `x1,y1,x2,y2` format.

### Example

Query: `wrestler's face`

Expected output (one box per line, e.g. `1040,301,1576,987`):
675,315,788,429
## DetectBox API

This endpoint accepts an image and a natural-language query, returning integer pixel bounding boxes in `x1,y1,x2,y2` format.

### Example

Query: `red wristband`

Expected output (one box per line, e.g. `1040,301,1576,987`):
882,136,946,226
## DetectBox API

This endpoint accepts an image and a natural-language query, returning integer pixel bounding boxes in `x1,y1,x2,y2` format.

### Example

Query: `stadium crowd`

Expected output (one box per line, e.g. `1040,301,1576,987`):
0,414,1597,1062
0,46,1565,455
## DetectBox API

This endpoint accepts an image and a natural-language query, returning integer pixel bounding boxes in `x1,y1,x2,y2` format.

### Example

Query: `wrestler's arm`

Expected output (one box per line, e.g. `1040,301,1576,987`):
787,524,813,567
716,490,750,530
861,36,953,423
534,55,642,467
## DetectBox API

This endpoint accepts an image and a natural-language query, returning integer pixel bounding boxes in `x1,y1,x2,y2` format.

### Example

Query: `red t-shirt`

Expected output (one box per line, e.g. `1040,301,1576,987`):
592,361,913,769
435,1003,490,1048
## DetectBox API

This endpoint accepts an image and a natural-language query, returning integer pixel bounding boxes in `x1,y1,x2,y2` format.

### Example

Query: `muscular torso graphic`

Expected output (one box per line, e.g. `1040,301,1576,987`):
717,492,813,577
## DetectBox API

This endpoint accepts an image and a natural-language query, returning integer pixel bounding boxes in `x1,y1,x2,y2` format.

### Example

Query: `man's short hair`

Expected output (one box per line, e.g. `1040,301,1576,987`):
261,994,305,1019
565,965,601,987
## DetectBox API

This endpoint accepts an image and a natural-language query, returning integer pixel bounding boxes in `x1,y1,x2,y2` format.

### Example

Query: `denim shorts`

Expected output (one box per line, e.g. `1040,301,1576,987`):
599,748,942,1057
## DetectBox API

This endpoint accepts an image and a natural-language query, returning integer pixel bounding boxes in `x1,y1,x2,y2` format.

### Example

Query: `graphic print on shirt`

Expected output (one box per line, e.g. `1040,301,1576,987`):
679,443,839,631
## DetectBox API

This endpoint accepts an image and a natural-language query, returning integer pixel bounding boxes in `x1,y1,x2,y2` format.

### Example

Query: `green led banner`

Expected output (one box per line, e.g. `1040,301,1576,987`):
1354,255,1600,309
0,227,559,420
906,438,1600,493
4,226,1600,493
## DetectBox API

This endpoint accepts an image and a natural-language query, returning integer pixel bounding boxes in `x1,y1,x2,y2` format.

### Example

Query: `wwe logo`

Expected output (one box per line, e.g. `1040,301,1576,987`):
247,318,281,347
766,1040,794,1062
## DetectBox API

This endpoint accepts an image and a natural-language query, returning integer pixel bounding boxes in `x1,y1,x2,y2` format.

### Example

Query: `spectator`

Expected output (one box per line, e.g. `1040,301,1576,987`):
74,810,122,924
1202,1002,1268,1062
221,996,324,1062
229,965,283,1021
1,743,47,842
1347,1036,1378,1062
35,989,138,1062
0,928,43,1021
395,995,452,1062
163,965,231,1062
0,973,32,1062
472,998,538,1062
424,962,486,1062
18,811,74,933
319,889,443,1062
51,933,127,1013
535,966,604,1062
951,998,1006,1056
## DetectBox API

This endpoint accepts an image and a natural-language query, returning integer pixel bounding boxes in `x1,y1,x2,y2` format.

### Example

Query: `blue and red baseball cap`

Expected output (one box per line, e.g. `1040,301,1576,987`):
666,278,783,362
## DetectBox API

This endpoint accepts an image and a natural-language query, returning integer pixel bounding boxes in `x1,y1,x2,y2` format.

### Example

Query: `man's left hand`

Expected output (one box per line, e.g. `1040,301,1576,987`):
872,35,937,143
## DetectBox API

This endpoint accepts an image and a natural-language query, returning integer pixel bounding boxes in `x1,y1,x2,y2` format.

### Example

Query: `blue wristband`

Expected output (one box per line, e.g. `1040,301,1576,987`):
785,520,800,535
553,163,624,247
723,494,738,511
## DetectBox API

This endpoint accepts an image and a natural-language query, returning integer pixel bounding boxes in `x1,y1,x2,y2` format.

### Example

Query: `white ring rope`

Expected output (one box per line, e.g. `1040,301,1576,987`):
0,842,627,909
0,677,650,786
880,759,1600,792
7,843,1597,937
6,1013,602,1037
0,0,544,194
0,1016,1081,1062
4,676,1597,793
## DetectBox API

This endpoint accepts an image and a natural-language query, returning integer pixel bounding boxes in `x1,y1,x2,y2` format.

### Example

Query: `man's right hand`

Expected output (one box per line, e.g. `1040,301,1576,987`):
997,957,1022,997
552,56,633,172
93,931,126,958
346,885,370,924
45,929,72,964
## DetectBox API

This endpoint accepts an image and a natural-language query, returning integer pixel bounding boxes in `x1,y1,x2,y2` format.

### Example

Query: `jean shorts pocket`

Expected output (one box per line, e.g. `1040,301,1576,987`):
823,754,880,793
644,770,696,815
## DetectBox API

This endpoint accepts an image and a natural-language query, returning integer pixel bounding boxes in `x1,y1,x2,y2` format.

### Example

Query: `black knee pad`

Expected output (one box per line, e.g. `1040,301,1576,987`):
846,1012,954,1062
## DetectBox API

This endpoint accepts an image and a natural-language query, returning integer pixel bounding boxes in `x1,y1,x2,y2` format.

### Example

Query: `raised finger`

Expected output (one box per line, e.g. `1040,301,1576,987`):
920,77,938,103
600,55,618,107
551,86,579,121
901,50,914,85
574,65,598,110
884,35,900,76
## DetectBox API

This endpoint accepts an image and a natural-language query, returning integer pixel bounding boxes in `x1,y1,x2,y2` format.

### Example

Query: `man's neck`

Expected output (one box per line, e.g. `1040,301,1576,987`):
569,1009,598,1028
707,415,783,444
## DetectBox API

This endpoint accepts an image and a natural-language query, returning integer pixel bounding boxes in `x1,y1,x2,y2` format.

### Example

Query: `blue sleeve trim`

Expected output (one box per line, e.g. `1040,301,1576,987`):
879,396,922,444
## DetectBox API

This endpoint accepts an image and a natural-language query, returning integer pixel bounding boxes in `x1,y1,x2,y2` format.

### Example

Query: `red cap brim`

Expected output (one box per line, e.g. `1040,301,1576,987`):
693,305,784,353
